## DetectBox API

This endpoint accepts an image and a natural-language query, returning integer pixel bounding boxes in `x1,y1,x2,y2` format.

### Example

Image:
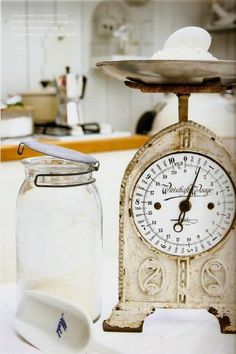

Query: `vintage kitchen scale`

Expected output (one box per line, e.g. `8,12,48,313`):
97,59,236,333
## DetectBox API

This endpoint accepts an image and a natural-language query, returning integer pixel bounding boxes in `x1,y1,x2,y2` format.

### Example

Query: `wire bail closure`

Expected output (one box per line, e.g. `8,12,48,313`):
17,141,100,187
17,142,26,156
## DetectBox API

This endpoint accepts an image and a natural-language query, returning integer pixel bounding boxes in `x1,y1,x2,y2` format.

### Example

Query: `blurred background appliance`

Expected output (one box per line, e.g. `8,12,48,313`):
135,91,236,153
136,102,166,135
21,88,57,124
21,68,102,137
149,93,236,138
55,66,87,127
1,106,34,139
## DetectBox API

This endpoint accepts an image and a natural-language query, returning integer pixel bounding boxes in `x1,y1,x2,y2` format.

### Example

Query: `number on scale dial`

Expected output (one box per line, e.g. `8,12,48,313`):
131,152,235,256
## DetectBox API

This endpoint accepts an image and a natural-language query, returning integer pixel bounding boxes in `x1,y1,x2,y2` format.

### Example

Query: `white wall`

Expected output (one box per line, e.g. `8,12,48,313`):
2,0,235,133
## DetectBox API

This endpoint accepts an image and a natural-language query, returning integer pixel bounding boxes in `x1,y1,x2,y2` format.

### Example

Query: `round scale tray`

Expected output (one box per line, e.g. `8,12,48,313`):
96,59,236,85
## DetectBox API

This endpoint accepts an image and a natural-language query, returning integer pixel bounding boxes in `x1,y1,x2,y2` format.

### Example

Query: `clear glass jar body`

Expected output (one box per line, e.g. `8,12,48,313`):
16,156,102,322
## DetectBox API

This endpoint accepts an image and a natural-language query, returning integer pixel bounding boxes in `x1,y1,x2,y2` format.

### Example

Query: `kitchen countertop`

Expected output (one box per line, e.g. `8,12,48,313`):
0,259,235,354
0,134,149,162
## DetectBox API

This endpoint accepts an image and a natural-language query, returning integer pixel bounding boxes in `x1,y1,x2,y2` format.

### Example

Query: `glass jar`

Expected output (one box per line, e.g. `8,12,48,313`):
16,154,102,322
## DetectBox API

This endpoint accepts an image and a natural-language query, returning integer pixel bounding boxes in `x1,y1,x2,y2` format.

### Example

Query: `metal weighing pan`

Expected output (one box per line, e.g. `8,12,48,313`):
96,59,236,85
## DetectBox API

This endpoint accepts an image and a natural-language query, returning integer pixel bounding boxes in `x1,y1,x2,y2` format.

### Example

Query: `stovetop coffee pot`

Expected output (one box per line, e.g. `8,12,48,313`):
55,66,87,127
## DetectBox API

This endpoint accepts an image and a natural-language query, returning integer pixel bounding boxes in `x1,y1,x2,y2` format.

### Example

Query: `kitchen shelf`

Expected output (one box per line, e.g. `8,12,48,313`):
0,134,149,162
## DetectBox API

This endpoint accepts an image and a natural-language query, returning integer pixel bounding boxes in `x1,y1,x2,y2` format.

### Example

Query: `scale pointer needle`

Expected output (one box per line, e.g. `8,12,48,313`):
173,167,201,232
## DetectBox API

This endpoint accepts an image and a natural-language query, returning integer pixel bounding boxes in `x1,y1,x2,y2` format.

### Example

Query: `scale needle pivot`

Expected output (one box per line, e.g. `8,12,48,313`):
173,167,201,232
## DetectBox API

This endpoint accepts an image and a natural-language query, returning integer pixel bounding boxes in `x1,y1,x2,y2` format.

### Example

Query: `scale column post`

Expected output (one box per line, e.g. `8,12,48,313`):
177,93,190,123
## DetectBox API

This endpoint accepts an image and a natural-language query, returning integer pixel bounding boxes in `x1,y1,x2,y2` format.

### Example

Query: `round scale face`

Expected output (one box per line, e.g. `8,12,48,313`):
131,152,235,256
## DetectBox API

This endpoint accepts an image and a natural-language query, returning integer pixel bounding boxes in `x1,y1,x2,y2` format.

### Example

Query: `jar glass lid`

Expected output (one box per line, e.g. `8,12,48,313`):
17,141,99,171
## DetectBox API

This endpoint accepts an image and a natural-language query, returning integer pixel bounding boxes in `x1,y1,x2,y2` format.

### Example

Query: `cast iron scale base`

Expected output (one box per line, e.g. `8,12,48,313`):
103,79,236,334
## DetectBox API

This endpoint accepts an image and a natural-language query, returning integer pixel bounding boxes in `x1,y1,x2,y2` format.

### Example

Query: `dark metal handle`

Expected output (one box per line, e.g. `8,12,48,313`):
17,142,26,155
80,75,87,99
80,122,100,134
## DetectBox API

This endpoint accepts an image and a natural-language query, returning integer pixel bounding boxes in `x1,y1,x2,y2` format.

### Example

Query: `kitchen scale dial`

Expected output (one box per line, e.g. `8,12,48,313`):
132,151,235,257
97,58,236,334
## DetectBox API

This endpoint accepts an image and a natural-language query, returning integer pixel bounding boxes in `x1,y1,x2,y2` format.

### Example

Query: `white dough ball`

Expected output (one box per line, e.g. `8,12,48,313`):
164,26,212,51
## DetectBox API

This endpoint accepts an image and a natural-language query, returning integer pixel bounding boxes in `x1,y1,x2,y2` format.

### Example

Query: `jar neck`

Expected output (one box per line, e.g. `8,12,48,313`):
22,157,96,187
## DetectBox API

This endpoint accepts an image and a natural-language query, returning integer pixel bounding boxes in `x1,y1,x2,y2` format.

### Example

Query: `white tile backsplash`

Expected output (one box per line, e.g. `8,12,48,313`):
1,1,29,97
1,0,236,133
